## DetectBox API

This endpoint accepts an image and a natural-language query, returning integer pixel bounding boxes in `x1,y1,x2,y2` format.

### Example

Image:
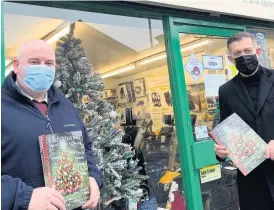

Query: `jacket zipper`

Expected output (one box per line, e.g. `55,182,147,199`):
29,100,55,134
45,104,54,134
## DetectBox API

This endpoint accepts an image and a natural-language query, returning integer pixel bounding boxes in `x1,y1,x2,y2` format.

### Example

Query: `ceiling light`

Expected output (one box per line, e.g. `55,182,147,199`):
102,65,136,79
46,25,70,44
139,40,210,66
181,40,210,52
139,54,167,65
101,40,210,78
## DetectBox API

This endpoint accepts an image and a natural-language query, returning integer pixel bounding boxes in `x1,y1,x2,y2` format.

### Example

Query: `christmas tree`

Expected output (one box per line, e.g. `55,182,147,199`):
54,22,147,204
54,152,83,195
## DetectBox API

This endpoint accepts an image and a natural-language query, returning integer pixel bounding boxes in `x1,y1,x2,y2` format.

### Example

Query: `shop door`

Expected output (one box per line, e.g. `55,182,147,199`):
1,1,5,83
162,17,245,210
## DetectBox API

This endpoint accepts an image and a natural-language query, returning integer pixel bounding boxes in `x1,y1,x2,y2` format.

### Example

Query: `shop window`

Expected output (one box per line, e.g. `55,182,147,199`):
180,28,274,140
4,2,184,209
246,28,274,69
179,33,240,209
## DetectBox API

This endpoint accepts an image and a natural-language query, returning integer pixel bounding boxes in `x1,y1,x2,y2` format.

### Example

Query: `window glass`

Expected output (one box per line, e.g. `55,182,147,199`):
246,28,274,69
4,2,183,209
178,27,274,209
179,33,240,209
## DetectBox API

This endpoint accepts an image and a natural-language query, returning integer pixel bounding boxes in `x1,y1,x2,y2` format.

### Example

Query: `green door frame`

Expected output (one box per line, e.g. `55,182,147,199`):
163,16,245,210
1,1,5,83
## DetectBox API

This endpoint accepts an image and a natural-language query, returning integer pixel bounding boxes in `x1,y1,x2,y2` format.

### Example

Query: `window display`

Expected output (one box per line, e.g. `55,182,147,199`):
4,4,181,209
3,2,274,210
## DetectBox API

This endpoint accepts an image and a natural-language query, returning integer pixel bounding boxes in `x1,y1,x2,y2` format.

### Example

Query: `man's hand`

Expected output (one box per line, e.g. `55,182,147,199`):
82,177,100,209
266,140,274,160
28,187,65,210
214,144,229,159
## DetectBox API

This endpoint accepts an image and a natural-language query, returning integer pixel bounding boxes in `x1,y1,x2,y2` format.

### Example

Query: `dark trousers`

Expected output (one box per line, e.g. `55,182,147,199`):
238,176,274,210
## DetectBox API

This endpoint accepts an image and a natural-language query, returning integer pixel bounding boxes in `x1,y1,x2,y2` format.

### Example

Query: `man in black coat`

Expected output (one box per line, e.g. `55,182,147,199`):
214,32,274,210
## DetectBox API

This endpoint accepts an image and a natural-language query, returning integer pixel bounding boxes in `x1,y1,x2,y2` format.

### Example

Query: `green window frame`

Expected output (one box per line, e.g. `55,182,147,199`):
163,16,245,210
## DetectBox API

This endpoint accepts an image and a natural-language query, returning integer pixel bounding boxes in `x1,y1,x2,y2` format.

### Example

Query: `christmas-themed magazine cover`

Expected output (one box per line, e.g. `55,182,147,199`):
39,130,90,210
209,113,267,176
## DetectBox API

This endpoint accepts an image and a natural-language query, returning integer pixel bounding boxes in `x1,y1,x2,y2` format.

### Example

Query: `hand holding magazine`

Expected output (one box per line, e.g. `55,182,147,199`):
209,113,267,176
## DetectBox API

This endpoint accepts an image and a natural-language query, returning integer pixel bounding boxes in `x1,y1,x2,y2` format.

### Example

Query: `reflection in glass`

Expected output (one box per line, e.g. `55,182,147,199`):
5,5,183,209
179,33,242,209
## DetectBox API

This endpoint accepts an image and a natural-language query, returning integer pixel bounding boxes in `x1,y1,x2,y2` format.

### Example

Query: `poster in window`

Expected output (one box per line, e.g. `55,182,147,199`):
117,84,129,103
248,30,270,68
133,78,146,98
184,54,204,82
158,87,173,108
126,82,136,102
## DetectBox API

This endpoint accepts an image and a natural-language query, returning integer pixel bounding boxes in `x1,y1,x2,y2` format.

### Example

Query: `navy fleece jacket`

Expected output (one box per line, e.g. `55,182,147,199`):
1,73,103,209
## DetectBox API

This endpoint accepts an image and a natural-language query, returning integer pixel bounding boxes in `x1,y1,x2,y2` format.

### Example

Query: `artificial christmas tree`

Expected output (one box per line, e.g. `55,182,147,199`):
54,22,147,207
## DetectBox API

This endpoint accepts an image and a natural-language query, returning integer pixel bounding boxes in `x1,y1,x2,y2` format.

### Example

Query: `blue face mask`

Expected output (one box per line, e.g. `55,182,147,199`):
23,65,55,92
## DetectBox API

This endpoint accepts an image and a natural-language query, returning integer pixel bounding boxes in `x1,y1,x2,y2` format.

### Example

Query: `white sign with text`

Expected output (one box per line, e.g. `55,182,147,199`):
202,55,224,70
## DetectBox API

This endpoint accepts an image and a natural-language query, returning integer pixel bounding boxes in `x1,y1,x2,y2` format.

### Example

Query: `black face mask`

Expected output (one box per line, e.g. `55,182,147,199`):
234,54,259,75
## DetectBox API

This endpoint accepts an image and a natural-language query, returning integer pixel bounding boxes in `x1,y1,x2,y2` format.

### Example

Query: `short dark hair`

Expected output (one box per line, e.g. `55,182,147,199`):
227,32,257,50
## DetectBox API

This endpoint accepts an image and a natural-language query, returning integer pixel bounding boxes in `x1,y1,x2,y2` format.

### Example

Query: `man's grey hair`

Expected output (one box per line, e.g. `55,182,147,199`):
227,32,257,50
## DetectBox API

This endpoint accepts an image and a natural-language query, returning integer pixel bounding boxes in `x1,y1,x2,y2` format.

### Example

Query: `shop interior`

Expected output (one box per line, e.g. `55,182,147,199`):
4,11,274,209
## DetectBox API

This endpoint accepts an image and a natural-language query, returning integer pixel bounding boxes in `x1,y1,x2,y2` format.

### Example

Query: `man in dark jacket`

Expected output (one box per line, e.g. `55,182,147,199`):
1,40,103,210
214,32,274,210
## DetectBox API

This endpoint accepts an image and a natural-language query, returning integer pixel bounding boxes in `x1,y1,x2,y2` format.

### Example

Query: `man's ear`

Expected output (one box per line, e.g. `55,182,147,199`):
228,55,235,64
13,58,19,74
256,48,262,57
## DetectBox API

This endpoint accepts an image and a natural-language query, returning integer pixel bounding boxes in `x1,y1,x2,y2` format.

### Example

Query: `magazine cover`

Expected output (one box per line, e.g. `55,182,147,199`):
39,131,90,210
209,113,267,176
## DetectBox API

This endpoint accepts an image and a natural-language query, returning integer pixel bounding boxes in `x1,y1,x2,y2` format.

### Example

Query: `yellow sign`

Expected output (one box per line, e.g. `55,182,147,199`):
229,64,238,78
226,55,238,79
199,164,221,184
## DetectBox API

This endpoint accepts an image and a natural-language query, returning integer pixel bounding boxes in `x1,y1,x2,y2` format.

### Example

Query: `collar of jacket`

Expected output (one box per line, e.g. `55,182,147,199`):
15,81,48,103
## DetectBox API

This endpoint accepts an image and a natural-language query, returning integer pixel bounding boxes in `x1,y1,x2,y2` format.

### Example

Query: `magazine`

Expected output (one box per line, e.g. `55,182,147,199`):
39,131,90,210
209,113,267,176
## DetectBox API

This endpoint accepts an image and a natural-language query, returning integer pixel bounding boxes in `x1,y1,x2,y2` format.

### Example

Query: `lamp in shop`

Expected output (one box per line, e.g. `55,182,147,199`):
140,39,211,65
103,39,211,78
101,64,136,79
46,25,70,44
180,40,211,52
139,54,167,65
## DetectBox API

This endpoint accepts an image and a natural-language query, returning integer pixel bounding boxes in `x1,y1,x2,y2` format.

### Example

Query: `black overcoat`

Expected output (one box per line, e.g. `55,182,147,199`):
219,66,274,210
